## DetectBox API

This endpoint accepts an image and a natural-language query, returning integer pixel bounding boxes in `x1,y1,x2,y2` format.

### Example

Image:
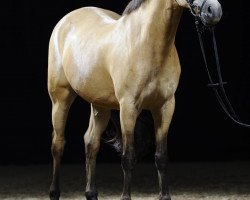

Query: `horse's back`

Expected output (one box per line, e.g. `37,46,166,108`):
49,7,120,59
48,7,121,108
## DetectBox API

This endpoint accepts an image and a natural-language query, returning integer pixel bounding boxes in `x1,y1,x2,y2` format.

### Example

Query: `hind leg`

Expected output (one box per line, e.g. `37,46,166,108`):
48,84,76,200
84,105,111,200
152,97,175,200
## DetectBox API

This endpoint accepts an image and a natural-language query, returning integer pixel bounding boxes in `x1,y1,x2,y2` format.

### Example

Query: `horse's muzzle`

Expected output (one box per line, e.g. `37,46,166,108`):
200,0,222,26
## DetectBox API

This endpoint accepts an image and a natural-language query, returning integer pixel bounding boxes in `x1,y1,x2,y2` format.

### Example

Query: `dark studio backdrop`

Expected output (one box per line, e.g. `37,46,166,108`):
1,0,250,165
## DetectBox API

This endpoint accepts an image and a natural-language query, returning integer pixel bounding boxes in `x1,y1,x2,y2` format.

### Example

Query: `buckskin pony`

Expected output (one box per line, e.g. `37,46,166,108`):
48,0,222,199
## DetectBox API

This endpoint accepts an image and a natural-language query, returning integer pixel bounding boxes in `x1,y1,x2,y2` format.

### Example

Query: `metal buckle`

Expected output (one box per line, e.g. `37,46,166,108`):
207,82,227,88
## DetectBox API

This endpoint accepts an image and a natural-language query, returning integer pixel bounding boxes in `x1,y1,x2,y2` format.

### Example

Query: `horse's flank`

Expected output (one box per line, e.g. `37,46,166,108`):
48,7,121,108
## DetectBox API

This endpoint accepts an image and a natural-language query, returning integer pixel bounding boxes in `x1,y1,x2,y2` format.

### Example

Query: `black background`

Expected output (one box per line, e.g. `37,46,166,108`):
1,0,250,164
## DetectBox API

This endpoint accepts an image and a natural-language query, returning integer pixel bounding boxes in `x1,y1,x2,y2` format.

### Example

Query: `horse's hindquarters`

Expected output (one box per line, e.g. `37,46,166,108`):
49,8,122,109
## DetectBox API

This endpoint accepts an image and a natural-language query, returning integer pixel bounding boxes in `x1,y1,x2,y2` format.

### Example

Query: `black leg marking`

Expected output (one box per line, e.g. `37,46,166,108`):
85,190,98,200
155,152,171,200
49,188,60,200
121,151,137,200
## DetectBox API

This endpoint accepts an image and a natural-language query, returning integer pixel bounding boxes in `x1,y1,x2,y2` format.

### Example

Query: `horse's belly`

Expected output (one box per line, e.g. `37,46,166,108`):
64,64,119,109
78,87,119,109
61,36,119,108
75,80,119,109
75,78,119,109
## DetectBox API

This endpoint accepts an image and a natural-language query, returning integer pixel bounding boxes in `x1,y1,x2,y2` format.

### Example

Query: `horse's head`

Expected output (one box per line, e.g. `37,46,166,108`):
176,0,222,26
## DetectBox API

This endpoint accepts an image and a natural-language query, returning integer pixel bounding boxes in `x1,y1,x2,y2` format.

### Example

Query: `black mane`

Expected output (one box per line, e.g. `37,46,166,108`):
122,0,147,15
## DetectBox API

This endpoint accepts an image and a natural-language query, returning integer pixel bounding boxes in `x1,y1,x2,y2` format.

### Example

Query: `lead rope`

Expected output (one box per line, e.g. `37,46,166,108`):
211,27,239,120
194,17,250,128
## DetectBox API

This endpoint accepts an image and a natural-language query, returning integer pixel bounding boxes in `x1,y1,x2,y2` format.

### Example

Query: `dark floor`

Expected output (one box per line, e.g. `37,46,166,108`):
0,162,250,200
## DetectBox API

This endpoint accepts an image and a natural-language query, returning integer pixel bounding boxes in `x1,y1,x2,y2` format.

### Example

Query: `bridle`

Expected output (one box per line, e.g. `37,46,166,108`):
186,0,250,128
187,0,208,18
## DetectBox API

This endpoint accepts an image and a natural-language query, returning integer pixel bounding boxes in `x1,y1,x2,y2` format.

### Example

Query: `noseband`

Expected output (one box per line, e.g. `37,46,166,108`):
187,0,208,17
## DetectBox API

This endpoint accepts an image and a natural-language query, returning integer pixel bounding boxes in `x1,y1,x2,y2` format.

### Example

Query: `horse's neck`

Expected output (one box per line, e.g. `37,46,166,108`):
124,0,183,63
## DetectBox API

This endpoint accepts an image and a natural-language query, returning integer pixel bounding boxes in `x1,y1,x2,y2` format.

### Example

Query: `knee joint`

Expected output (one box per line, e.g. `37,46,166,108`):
84,138,100,160
51,138,65,157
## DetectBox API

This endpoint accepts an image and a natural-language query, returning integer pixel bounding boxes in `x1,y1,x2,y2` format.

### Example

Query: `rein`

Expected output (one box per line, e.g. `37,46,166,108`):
193,17,250,128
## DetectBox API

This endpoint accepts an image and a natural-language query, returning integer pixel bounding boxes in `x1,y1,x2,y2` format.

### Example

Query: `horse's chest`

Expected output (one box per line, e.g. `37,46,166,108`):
139,75,178,107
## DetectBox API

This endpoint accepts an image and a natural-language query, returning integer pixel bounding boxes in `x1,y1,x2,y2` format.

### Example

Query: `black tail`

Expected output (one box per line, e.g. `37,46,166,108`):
104,110,155,158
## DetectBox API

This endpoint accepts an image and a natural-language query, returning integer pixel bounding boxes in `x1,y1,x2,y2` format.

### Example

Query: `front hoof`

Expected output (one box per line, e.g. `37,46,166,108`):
85,190,98,200
121,195,131,200
49,190,60,200
159,194,171,200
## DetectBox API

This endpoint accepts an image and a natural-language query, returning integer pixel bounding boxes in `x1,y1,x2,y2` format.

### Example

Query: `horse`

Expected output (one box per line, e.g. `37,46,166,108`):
47,0,222,199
